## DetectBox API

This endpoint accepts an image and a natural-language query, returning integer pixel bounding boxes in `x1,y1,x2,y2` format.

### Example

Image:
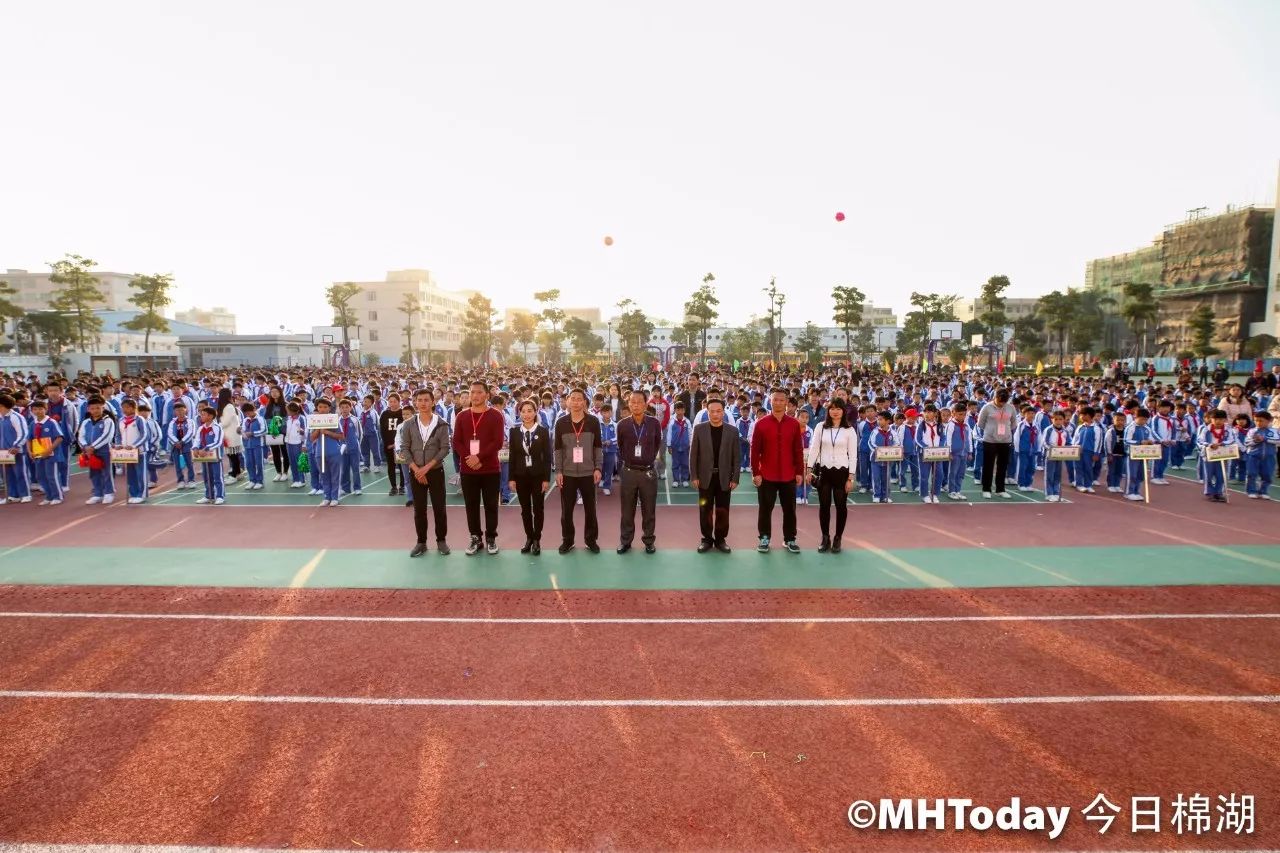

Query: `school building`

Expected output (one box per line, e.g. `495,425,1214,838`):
175,306,237,335
333,270,471,365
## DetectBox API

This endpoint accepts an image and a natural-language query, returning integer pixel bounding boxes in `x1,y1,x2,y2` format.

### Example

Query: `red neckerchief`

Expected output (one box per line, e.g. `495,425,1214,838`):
1211,425,1225,442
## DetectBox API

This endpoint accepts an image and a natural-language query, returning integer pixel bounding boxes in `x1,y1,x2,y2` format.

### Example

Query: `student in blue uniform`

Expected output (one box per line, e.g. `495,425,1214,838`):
1149,400,1177,485
1123,408,1157,502
284,402,309,488
1196,409,1237,503
194,405,225,505
795,408,814,502
358,395,382,472
116,398,151,504
240,402,266,490
737,406,753,472
915,405,946,503
869,411,897,504
309,398,344,506
0,393,32,503
139,402,164,487
1102,411,1128,493
337,399,363,496
26,399,65,504
944,406,970,500
1244,410,1279,499
1012,406,1039,491
896,409,920,494
77,396,116,504
1229,414,1251,483
42,383,77,493
599,405,618,496
1040,410,1072,502
1071,406,1102,494
166,401,198,489
856,405,875,493
666,402,692,486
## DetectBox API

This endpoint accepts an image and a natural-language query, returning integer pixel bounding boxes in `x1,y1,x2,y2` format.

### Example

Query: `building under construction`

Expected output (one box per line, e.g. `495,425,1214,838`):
1085,204,1275,359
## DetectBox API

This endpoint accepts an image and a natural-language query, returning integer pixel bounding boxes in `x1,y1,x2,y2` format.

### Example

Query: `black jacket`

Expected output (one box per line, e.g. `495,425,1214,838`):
380,408,409,449
508,424,552,481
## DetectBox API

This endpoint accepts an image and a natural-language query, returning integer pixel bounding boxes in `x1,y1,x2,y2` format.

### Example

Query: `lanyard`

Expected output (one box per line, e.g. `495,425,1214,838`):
571,416,586,446
828,426,841,448
632,418,646,446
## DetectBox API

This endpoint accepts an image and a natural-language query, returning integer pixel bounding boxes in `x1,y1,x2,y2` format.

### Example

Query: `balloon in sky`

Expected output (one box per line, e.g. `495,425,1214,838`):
834,211,845,222
603,235,614,246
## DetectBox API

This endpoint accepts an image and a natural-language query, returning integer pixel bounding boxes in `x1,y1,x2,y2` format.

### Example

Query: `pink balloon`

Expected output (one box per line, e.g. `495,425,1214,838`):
835,211,846,222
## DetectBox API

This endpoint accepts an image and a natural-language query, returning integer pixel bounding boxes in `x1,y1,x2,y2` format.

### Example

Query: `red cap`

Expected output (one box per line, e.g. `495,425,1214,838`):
904,408,919,418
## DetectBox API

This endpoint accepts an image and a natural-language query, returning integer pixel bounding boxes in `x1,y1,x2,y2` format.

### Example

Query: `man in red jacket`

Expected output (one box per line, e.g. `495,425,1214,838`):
751,389,805,553
452,379,506,556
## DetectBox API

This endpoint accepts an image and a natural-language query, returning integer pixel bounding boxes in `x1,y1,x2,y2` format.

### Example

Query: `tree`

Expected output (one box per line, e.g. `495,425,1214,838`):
1036,290,1077,369
0,280,23,351
615,309,654,364
897,292,959,361
493,326,516,361
762,277,786,363
325,282,361,348
120,273,173,353
1121,282,1158,360
18,311,75,359
398,293,421,364
1011,316,1044,355
852,324,877,363
1069,288,1106,356
510,311,538,363
48,254,106,350
946,342,968,369
534,289,566,363
462,293,497,364
831,285,866,366
459,334,485,365
684,273,719,361
1242,334,1278,359
563,318,604,362
1188,304,1218,359
794,322,825,366
977,275,1011,368
717,320,765,365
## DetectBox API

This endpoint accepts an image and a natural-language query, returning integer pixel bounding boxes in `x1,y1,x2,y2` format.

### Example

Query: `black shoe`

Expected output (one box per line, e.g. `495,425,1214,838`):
521,539,533,554
405,499,413,507
558,542,574,555
697,540,713,554
436,540,450,556
818,536,831,554
586,542,600,554
831,538,842,554
617,543,632,554
785,540,801,554
644,543,656,554
410,543,427,558
714,540,732,554
389,488,398,497
531,540,541,555
465,536,483,556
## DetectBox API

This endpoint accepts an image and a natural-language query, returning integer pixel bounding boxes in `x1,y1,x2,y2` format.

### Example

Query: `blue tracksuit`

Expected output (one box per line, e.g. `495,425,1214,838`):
166,416,197,484
968,413,983,481
242,414,265,485
1040,426,1072,498
944,421,970,494
77,415,116,498
895,422,919,490
857,419,875,491
797,425,813,500
117,414,151,501
1150,412,1178,479
870,427,897,501
1197,424,1238,497
600,420,618,490
0,410,31,500
916,421,946,499
338,414,362,493
311,427,343,502
1103,425,1126,490
737,417,752,470
1124,422,1155,498
1012,420,1038,489
194,422,225,501
1229,427,1250,482
667,417,691,483
44,398,76,490
1072,422,1102,490
28,417,65,501
285,415,308,485
1245,426,1279,496
359,408,383,469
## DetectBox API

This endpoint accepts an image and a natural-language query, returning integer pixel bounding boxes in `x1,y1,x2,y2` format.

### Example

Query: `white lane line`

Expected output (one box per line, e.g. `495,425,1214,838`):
0,845,1266,853
1,689,1276,709
0,611,1274,626
289,549,327,589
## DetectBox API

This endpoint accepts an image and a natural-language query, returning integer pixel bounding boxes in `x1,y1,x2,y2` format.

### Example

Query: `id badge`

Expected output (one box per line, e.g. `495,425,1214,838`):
573,446,584,464
469,439,480,456
633,444,642,458
997,421,1008,438
524,454,532,467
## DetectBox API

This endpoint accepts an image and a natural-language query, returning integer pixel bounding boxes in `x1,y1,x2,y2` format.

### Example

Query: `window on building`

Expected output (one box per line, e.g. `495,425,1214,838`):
368,310,378,321
367,291,376,301
368,329,380,342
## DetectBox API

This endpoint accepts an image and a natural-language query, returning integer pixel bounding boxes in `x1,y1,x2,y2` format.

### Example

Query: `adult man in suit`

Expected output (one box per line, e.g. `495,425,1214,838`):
616,389,663,554
398,388,452,558
676,373,707,422
690,398,741,553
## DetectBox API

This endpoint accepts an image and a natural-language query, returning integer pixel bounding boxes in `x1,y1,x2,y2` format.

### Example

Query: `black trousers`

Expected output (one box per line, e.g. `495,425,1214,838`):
461,472,500,539
560,475,598,545
269,443,288,474
385,448,400,490
698,474,731,544
515,476,545,541
757,478,797,542
410,467,448,544
981,441,1011,493
816,466,850,539
227,450,243,478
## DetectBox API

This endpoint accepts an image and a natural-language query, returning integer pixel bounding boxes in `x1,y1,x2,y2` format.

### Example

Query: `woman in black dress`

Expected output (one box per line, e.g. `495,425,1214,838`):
507,399,551,555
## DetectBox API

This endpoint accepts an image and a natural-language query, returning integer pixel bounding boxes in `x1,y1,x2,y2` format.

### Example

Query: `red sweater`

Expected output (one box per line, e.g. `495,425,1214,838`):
750,413,805,482
451,407,506,475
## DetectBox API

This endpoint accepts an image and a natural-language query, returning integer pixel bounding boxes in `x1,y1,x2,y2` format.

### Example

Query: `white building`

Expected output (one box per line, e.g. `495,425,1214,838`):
176,306,237,335
954,297,1040,324
2,267,137,312
635,325,900,361
335,270,470,364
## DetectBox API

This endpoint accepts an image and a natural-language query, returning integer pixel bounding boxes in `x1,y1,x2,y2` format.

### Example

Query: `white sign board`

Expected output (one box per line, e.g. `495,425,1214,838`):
307,413,341,430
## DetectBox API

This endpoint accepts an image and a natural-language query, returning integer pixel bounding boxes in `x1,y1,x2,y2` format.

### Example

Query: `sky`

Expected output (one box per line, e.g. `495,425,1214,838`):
3,0,1279,334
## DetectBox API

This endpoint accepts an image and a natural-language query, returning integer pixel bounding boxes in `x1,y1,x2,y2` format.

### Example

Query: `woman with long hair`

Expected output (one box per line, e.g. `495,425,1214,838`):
806,399,857,553
507,399,551,554
216,387,244,481
261,386,290,480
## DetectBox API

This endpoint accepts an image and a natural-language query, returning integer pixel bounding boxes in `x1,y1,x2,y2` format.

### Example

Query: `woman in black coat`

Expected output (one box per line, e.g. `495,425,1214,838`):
507,399,552,555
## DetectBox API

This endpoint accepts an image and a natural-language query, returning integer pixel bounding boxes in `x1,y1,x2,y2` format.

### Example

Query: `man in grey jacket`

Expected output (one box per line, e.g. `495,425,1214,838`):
553,389,603,554
689,399,740,553
976,388,1017,498
398,388,452,556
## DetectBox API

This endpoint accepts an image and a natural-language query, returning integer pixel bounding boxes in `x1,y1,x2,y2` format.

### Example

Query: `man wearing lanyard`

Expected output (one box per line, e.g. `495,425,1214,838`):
399,388,451,558
553,388,603,554
451,380,506,556
616,389,662,554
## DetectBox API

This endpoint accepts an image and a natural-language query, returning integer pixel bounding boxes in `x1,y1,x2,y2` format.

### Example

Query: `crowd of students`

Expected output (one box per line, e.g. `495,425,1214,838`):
1,362,1278,552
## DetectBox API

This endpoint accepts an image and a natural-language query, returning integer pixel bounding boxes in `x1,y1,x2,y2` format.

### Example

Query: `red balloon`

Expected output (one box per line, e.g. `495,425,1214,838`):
835,212,846,222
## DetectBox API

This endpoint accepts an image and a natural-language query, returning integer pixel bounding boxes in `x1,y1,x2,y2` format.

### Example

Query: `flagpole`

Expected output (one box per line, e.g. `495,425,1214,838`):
1221,460,1229,504
1143,458,1149,504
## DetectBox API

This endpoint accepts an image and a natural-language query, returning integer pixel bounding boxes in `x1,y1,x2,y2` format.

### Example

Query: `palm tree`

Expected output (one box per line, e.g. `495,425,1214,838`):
399,293,421,364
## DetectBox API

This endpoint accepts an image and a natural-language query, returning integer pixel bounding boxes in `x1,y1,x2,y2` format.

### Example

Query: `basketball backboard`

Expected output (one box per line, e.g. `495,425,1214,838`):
311,325,344,345
930,321,961,341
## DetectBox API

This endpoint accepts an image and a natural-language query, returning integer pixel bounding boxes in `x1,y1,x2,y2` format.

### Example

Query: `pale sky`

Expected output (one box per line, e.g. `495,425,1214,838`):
4,0,1278,334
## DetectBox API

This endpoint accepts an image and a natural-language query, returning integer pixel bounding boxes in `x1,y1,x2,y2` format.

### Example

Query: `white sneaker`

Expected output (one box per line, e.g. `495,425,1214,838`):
1076,486,1088,492
1125,494,1144,501
39,499,50,506
997,492,1011,499
310,488,322,496
1151,479,1169,485
1247,494,1259,499
982,491,992,498
290,482,303,489
1047,495,1060,502
329,498,340,506
949,492,966,500
127,497,142,504
196,497,210,504
603,488,611,496
243,482,256,489
1107,486,1120,493
576,496,583,505
102,495,114,504
213,497,224,505
48,499,62,505
1085,488,1096,494
450,475,459,486
353,489,362,495
1018,486,1032,492
321,500,331,507
272,473,283,482
31,484,43,493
